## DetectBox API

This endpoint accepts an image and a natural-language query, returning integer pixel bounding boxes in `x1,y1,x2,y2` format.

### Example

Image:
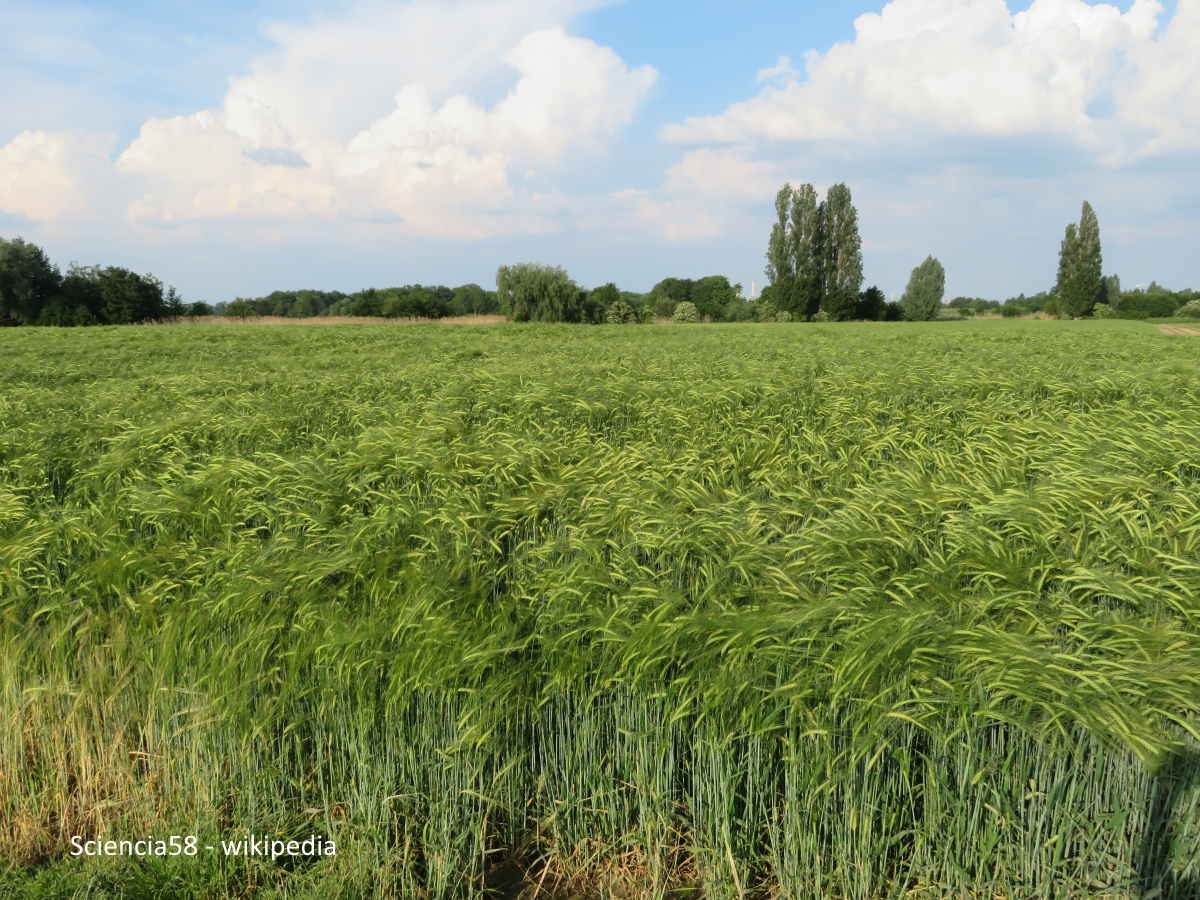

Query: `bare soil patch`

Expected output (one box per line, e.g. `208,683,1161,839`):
1158,324,1200,336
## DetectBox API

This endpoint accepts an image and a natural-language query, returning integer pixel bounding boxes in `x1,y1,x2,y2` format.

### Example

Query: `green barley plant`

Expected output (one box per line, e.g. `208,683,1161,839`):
1,318,1199,897
671,302,700,323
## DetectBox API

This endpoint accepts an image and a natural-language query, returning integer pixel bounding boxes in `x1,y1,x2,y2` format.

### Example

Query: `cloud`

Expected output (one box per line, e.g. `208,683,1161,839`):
593,146,819,245
1113,0,1200,160
341,28,656,172
607,189,723,243
3,0,654,240
597,149,776,242
755,55,798,84
661,0,1194,165
0,130,115,222
662,147,783,200
220,0,610,148
117,111,341,224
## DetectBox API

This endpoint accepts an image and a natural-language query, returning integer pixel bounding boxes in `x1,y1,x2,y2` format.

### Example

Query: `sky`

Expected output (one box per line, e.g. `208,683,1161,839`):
1,0,1197,303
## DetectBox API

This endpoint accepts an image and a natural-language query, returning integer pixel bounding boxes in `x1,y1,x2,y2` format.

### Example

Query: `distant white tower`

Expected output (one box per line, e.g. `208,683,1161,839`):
750,280,758,300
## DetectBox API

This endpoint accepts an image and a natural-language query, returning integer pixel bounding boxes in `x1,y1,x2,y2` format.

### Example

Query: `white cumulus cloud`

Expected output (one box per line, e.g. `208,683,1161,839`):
341,28,656,174
3,0,655,240
661,0,1194,165
0,130,115,222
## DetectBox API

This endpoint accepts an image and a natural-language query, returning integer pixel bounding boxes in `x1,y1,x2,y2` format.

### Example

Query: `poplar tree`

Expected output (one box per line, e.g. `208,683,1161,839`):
788,183,822,319
1054,202,1103,318
819,183,863,321
765,185,795,313
1052,223,1077,318
1072,201,1103,317
1102,273,1121,313
766,181,863,321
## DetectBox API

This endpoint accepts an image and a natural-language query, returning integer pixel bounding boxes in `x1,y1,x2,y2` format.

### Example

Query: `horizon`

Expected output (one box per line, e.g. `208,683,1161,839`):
1,0,1196,303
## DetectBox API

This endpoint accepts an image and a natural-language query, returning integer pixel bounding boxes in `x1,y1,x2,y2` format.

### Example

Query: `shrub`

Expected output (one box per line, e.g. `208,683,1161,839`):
226,299,256,320
672,301,700,323
1091,303,1114,319
605,301,638,325
1177,300,1200,319
812,310,831,323
1113,290,1181,319
756,303,778,323
776,310,792,323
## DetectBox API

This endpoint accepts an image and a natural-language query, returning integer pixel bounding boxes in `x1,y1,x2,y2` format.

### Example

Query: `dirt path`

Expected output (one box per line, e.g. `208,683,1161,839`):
1158,324,1200,336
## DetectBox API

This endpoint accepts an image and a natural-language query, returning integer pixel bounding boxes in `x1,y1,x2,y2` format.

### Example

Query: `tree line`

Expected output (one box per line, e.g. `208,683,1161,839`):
497,266,777,324
945,283,1199,320
6,198,1198,328
944,202,1196,319
0,237,184,326
217,282,504,320
758,189,1199,323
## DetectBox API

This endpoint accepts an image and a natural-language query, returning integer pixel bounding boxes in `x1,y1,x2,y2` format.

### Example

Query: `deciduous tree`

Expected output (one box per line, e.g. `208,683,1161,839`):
0,237,61,324
900,256,945,321
765,185,795,314
819,183,863,321
649,277,693,318
855,286,885,321
590,282,621,317
1055,202,1103,318
496,263,586,322
690,275,737,321
789,183,823,319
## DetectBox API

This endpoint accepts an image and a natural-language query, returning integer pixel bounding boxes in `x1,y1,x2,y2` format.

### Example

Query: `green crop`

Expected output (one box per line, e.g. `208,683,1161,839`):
1,318,1198,898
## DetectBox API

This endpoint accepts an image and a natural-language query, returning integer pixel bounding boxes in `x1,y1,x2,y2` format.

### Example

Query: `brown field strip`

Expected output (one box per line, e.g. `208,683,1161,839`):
1158,324,1200,336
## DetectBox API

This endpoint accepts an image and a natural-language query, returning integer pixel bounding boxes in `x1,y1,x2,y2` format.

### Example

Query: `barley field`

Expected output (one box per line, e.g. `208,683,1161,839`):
2,319,1199,898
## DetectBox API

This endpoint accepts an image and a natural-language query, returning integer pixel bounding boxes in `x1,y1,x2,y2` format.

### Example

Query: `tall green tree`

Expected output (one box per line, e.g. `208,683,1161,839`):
589,282,621,316
450,283,492,316
900,256,945,321
855,286,885,320
690,275,737,321
1102,273,1121,314
788,183,822,319
818,183,863,321
164,286,186,321
765,184,796,314
0,237,61,324
1051,222,1077,318
496,263,586,322
95,267,166,324
1054,202,1103,318
1071,201,1103,317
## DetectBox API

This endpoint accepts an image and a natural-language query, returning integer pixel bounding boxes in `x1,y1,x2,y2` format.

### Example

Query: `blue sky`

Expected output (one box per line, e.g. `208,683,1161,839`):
1,0,1196,303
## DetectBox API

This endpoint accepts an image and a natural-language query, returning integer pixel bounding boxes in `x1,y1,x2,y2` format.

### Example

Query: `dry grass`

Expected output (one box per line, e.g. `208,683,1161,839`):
178,314,508,326
1159,324,1200,336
